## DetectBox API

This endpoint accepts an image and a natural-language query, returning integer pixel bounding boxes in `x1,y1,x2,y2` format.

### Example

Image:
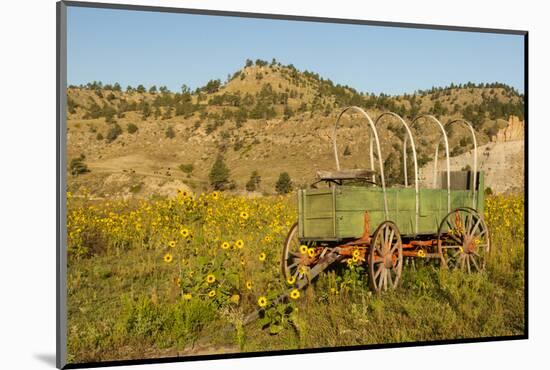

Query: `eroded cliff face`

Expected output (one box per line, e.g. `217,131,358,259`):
493,116,524,143
420,116,525,194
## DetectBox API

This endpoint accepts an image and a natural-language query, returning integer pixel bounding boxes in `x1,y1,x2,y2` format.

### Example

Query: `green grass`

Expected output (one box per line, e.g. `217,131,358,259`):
67,235,524,363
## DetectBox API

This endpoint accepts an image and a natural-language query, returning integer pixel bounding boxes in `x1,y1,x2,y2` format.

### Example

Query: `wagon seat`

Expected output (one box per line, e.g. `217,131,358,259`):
314,169,376,186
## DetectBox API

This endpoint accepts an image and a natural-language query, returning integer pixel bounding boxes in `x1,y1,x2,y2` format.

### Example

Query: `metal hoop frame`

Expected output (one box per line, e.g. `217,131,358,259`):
405,115,452,212
332,106,388,219
444,119,478,208
371,112,420,233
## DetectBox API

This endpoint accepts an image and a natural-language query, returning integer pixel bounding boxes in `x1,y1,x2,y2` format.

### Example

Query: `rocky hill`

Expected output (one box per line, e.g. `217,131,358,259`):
66,59,525,198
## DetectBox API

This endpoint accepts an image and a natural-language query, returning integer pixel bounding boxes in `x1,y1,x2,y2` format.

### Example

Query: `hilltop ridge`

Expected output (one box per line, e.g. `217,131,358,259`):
66,59,525,198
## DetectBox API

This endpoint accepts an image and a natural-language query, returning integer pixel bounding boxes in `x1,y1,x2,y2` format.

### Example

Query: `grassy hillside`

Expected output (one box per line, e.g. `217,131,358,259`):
66,59,524,198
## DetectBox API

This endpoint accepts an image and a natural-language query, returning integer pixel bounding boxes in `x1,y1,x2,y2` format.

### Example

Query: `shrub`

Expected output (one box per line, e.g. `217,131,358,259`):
70,155,90,176
343,145,352,156
165,126,176,139
275,172,292,194
246,171,261,191
179,164,194,174
106,123,123,143
127,123,138,134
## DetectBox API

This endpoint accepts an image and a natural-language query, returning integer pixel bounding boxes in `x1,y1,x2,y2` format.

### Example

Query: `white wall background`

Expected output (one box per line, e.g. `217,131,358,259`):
0,0,546,369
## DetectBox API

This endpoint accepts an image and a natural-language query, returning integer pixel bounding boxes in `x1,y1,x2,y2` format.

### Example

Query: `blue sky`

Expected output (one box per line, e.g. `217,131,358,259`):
67,6,525,95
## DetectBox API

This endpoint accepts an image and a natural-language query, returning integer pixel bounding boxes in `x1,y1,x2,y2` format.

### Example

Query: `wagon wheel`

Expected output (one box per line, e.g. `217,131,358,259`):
437,208,490,272
281,223,313,282
369,221,403,292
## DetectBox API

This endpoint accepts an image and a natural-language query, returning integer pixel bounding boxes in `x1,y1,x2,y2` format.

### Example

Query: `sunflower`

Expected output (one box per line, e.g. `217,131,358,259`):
183,293,192,300
307,248,315,258
299,245,308,254
208,290,216,298
352,255,359,263
168,240,176,248
346,258,354,266
257,296,268,308
212,191,220,200
417,249,426,258
235,239,245,249
230,294,240,304
258,252,267,262
352,249,361,258
240,257,246,266
221,241,230,250
240,211,249,220
180,228,190,238
287,276,296,285
289,289,300,300
163,253,173,263
264,235,272,242
246,281,253,290
206,274,216,284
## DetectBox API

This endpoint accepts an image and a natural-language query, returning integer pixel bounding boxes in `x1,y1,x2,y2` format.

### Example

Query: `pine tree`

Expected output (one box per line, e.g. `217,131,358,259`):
275,172,292,194
209,155,230,190
245,171,261,191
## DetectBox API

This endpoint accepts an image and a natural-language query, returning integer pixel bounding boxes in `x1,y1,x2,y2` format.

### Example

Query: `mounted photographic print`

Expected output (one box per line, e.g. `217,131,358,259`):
56,1,527,368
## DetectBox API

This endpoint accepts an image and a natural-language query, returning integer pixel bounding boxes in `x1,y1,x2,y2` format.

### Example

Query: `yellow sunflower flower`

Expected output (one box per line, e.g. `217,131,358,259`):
180,228,190,238
208,290,216,298
299,245,308,254
221,241,230,250
235,239,244,249
352,249,361,258
163,253,173,263
240,211,249,220
246,281,253,290
168,240,176,248
257,296,268,308
258,252,267,262
206,274,216,284
307,248,315,258
212,191,220,200
417,249,426,258
287,276,296,285
183,293,192,300
289,289,300,300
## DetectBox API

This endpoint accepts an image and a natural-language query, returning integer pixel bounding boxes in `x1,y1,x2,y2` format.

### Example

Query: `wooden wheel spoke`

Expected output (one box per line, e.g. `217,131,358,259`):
470,217,481,235
374,264,384,279
470,254,481,272
447,233,463,244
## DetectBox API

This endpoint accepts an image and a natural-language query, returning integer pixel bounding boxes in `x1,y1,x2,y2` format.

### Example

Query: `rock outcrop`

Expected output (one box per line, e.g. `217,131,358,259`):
492,115,524,142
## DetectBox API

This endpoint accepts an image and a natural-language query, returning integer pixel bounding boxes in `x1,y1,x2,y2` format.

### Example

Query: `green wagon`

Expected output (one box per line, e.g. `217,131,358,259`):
281,107,491,293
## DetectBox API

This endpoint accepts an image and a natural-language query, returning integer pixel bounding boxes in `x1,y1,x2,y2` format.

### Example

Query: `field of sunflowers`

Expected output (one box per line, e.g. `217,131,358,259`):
66,191,525,363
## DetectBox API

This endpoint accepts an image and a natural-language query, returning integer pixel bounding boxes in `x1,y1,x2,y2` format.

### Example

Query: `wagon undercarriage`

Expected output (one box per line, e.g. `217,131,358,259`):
280,106,491,294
